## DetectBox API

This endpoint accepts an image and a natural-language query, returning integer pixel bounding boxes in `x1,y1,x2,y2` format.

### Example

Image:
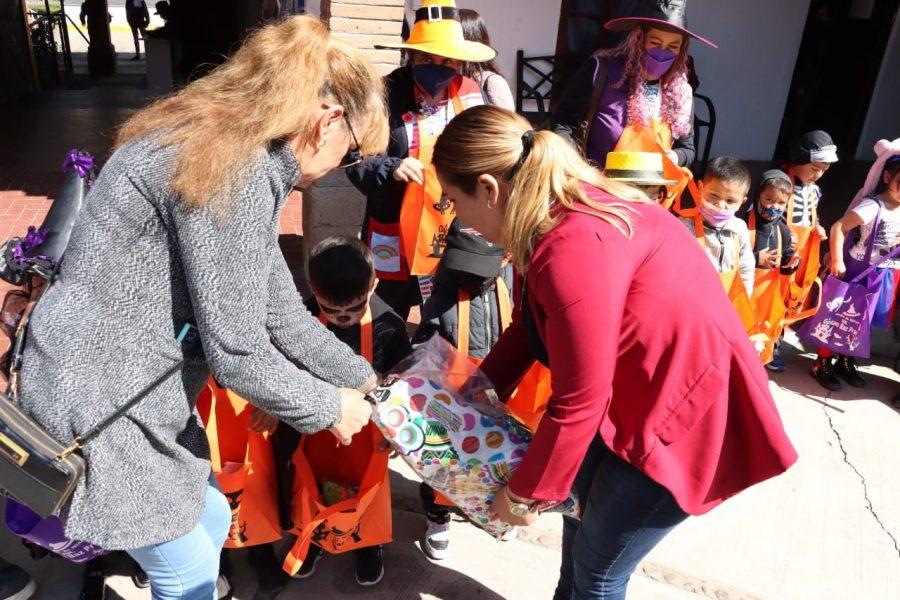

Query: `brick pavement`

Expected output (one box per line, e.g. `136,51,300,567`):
0,86,304,362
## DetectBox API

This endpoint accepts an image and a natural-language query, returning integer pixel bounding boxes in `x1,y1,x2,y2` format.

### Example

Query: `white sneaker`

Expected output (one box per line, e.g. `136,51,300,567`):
422,517,451,560
216,574,232,600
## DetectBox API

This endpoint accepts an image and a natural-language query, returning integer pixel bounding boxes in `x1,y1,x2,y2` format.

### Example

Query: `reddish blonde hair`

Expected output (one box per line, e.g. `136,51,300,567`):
116,16,388,207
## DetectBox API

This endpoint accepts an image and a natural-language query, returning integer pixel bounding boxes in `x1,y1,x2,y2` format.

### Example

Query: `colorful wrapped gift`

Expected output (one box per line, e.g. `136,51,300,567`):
370,336,535,538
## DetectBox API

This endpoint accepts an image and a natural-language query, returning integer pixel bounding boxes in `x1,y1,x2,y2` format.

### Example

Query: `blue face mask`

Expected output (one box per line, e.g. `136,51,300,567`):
412,64,458,97
760,206,785,221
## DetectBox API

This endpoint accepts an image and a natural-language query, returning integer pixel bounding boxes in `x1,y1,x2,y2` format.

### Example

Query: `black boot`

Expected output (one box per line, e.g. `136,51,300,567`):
79,563,105,600
811,356,842,392
834,355,866,388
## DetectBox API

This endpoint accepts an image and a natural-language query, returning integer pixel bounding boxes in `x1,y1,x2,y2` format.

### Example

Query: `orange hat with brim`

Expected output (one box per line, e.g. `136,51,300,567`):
376,0,496,63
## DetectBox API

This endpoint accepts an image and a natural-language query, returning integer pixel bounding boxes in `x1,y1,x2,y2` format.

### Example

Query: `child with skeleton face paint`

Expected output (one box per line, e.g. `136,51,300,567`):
272,237,413,586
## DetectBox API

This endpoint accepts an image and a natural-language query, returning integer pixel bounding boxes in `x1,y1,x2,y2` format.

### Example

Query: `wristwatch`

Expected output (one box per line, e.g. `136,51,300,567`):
504,488,536,518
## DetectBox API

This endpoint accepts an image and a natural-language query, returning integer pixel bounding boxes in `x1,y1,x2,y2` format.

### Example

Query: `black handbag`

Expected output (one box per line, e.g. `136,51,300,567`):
0,360,184,518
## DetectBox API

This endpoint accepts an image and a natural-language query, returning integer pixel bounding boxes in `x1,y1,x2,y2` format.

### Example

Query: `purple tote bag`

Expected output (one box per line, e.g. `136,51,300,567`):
5,499,106,563
798,203,900,357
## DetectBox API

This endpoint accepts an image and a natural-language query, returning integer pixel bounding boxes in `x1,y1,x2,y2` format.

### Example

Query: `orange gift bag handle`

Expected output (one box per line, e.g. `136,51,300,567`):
203,381,282,548
283,425,392,574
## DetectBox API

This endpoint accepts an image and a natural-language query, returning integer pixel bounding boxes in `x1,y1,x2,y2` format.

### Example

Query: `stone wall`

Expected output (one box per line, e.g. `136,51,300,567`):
304,0,405,253
0,0,37,102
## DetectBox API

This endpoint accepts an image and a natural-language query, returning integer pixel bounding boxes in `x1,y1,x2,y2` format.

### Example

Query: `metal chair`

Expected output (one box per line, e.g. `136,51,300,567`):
515,50,558,126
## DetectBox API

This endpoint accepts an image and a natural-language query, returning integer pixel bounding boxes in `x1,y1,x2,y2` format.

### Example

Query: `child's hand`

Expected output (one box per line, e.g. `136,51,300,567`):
817,224,828,240
393,157,424,184
786,254,801,270
249,406,279,434
758,248,779,269
830,257,847,278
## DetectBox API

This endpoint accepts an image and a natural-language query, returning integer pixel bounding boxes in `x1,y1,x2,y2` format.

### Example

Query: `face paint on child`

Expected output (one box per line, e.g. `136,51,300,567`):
315,294,370,329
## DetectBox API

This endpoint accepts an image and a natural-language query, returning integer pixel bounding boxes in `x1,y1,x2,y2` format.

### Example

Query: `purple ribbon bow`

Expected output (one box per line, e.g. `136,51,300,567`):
11,226,53,266
62,149,94,180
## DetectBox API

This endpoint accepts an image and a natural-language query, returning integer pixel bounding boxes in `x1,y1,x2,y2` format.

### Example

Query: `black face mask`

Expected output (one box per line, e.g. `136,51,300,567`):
412,64,458,97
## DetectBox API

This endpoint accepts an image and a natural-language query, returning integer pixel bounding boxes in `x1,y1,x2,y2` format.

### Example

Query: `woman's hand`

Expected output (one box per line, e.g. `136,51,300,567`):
665,150,680,166
329,387,372,445
817,224,828,240
248,406,279,434
488,485,540,527
393,157,424,184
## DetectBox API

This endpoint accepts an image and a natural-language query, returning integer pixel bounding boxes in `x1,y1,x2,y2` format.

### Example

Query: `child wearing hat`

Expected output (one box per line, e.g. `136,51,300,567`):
809,147,900,391
347,0,495,321
743,169,802,372
411,217,513,559
603,150,678,203
786,130,839,239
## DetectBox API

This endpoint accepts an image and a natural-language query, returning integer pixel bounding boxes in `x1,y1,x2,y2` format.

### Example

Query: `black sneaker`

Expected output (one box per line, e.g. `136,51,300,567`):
811,357,842,392
292,544,325,579
355,546,384,587
834,355,866,388
131,569,150,589
0,562,35,600
79,568,105,600
766,346,786,372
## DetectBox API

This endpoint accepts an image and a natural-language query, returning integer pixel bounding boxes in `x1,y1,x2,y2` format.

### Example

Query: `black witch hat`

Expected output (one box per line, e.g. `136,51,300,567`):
605,0,717,48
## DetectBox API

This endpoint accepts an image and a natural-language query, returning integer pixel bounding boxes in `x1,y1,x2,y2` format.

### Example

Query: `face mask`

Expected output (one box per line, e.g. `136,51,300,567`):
642,48,677,80
412,64,458,97
700,201,737,228
760,206,785,221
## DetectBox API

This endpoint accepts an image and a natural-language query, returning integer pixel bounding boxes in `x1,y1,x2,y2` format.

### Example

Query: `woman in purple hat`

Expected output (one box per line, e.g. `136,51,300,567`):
549,0,715,171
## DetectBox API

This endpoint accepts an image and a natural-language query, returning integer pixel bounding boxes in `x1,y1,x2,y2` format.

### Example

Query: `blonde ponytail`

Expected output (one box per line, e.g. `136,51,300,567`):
433,106,649,272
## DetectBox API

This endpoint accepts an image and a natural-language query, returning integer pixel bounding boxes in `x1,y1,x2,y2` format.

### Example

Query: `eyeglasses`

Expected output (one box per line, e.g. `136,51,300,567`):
337,114,362,169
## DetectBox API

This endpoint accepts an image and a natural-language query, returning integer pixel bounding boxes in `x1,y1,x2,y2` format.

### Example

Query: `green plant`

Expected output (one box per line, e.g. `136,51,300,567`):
27,1,63,14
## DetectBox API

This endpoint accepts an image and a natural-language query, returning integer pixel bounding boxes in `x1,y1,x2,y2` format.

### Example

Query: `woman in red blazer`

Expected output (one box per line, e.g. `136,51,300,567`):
433,105,798,600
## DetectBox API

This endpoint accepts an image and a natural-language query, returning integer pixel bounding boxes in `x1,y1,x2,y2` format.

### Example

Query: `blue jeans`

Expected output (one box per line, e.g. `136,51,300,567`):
553,438,689,600
128,483,231,599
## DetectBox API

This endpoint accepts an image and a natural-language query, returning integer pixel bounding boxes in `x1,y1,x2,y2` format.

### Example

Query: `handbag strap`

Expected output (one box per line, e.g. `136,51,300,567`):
577,57,608,154
861,199,883,268
850,243,900,284
60,324,190,457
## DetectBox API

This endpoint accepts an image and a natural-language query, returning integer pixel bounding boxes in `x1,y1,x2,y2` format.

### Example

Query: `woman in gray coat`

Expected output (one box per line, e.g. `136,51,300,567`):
17,16,388,598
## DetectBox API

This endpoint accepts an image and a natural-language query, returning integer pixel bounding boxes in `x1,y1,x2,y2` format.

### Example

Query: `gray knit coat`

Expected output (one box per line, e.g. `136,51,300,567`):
17,136,374,550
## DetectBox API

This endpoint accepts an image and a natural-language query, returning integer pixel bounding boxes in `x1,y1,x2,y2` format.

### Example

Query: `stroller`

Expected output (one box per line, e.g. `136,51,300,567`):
1,149,94,399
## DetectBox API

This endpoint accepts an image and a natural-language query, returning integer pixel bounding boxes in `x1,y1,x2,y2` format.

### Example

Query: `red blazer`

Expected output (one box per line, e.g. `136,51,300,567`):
480,185,797,516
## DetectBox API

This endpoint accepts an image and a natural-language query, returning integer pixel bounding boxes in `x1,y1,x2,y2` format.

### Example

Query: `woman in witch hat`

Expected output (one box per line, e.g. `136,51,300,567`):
549,0,715,173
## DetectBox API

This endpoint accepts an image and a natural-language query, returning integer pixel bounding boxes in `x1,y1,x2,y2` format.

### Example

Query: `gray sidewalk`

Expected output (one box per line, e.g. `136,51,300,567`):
2,331,898,599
